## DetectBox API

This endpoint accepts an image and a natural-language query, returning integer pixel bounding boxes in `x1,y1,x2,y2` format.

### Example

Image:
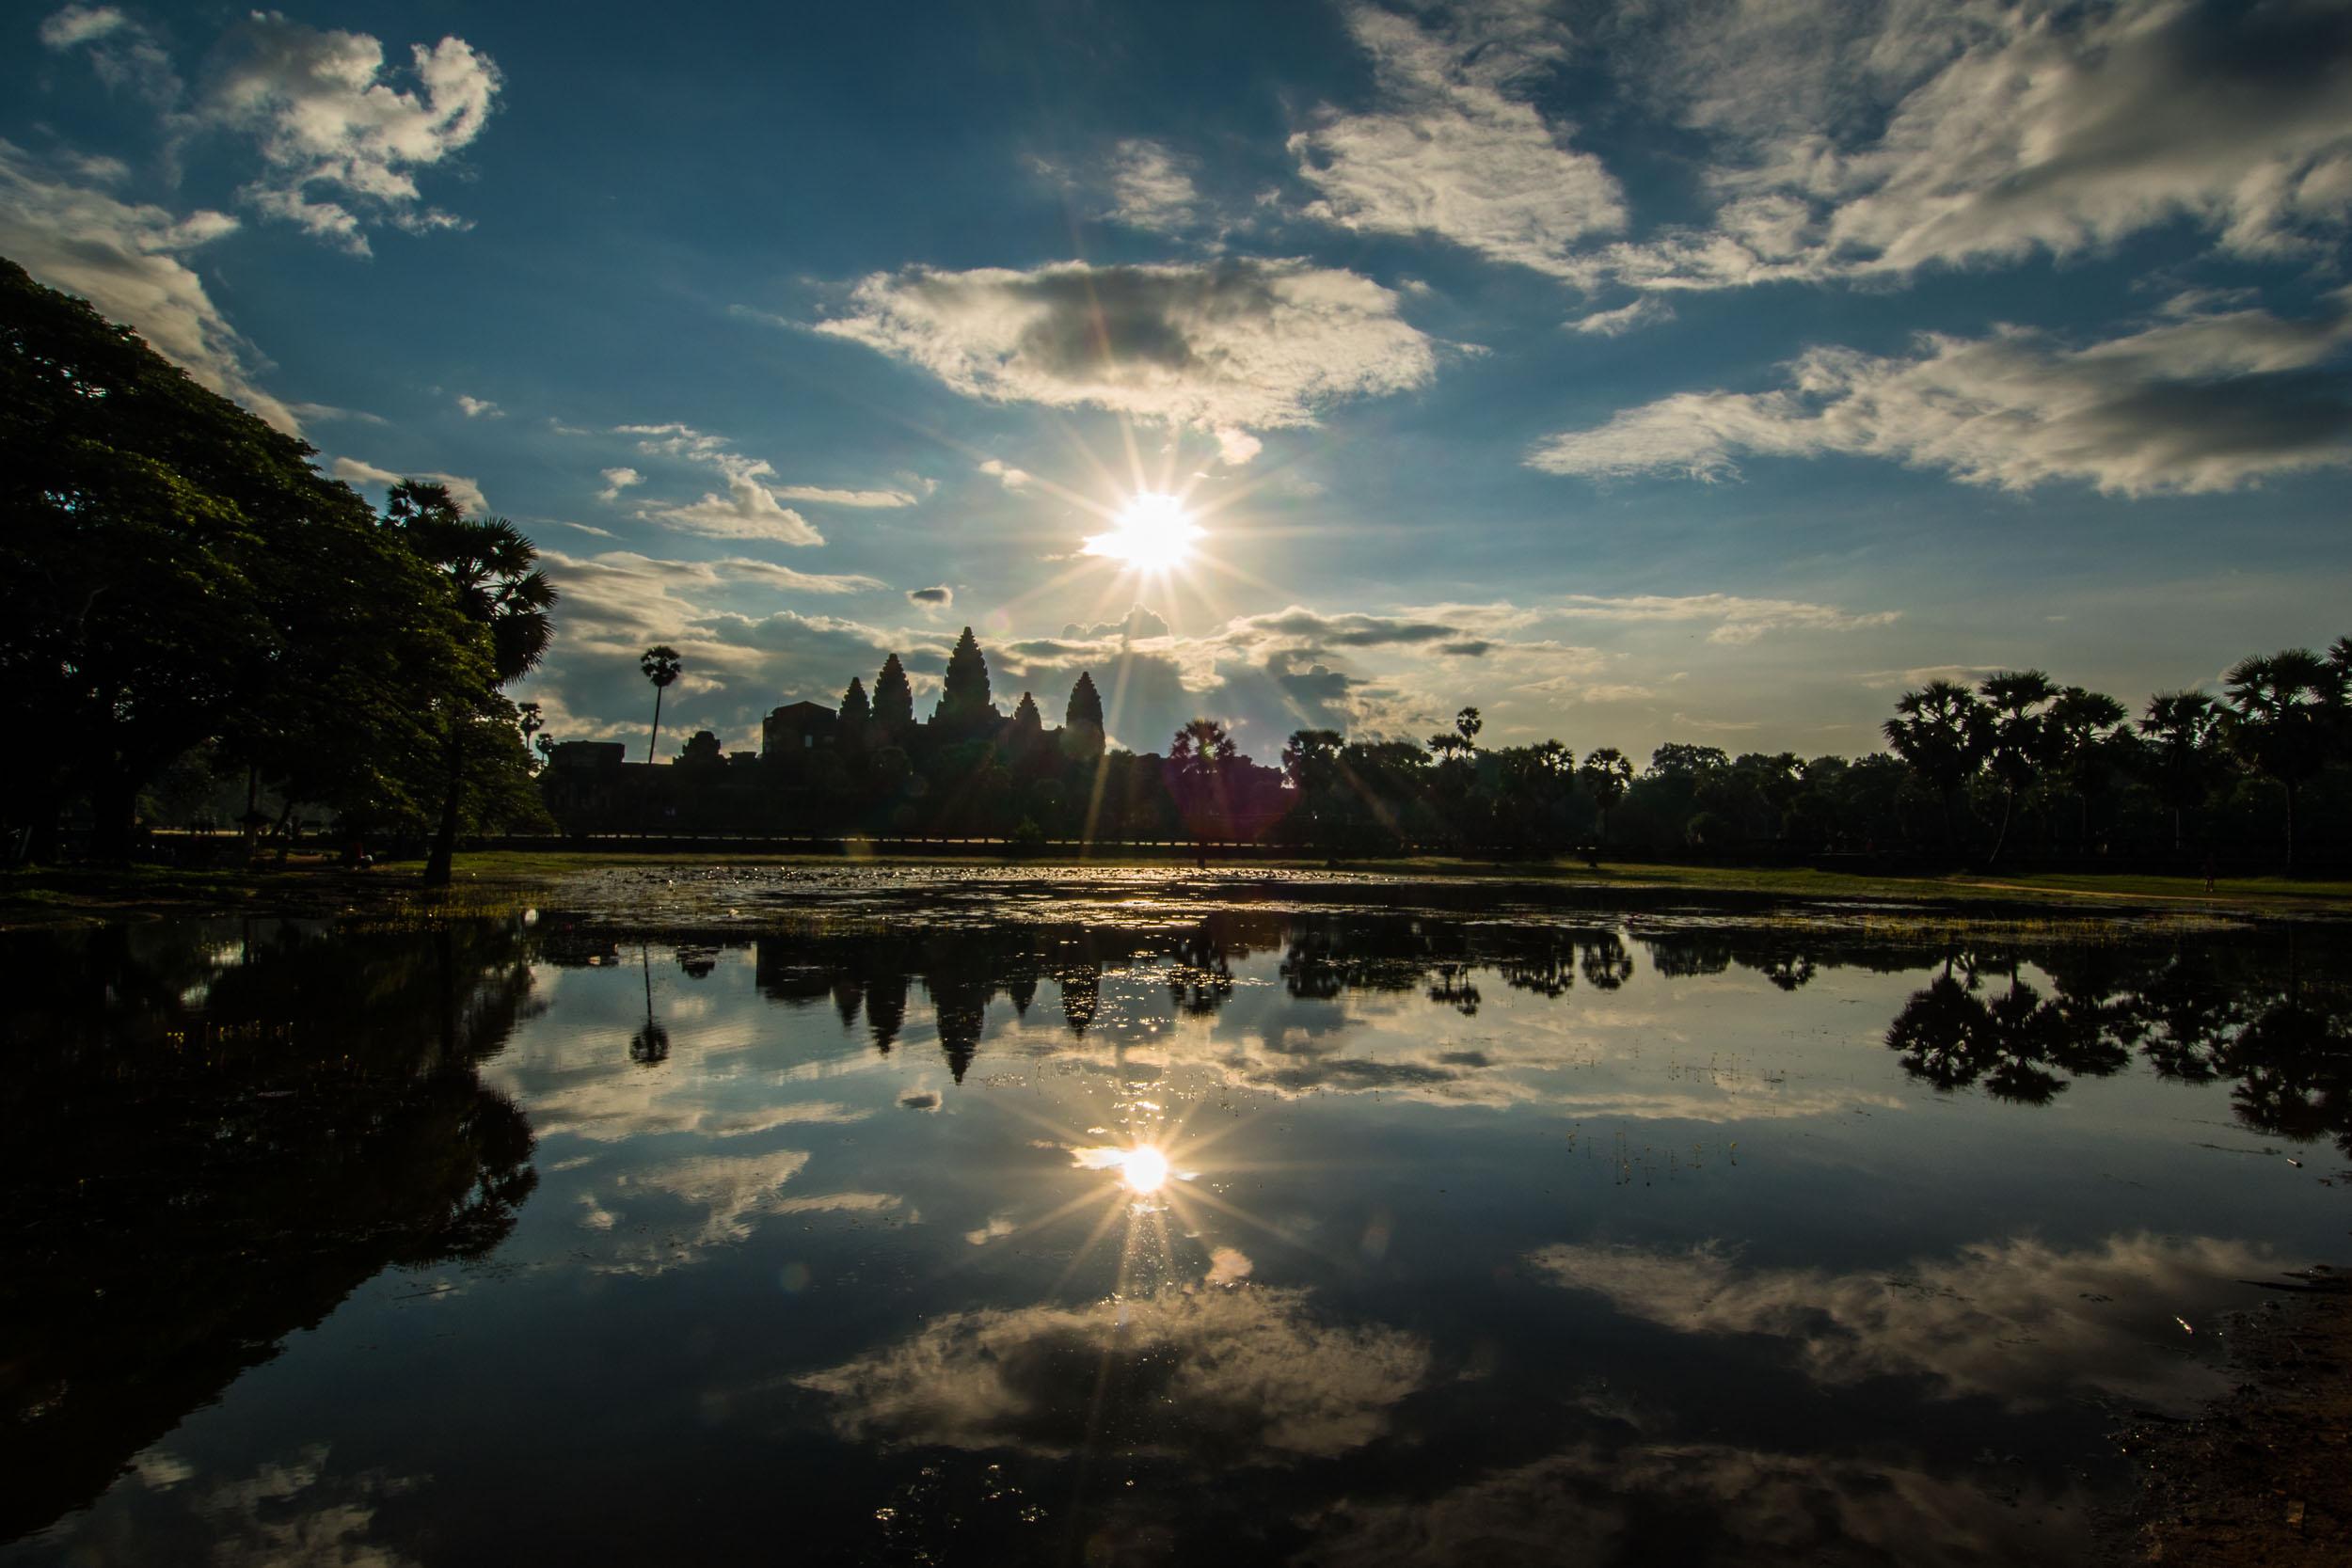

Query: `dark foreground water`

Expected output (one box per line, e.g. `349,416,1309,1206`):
4,873,2348,1566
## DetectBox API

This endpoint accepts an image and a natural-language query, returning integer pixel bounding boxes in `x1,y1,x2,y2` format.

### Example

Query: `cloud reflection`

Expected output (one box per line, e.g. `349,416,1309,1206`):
800,1280,1425,1463
1530,1232,2269,1412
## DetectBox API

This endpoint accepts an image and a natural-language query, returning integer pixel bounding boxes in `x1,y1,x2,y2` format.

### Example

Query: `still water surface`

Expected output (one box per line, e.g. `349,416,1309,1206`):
4,873,2347,1565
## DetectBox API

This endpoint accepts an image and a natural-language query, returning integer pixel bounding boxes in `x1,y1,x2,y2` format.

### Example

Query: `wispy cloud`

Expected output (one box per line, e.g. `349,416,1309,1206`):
1531,299,2352,494
1549,594,1901,644
330,455,485,515
1584,0,2352,291
1292,4,1625,277
39,5,127,50
1106,138,1204,234
0,142,297,431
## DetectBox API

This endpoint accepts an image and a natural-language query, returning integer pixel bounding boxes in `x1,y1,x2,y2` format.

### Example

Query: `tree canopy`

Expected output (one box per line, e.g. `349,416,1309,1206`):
0,255,531,858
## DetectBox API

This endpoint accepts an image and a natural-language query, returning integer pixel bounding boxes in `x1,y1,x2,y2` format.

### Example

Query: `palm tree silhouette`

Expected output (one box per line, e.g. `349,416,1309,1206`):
640,645,682,765
629,942,671,1065
2222,649,2340,877
1978,671,2056,866
2135,690,2229,854
1883,679,1991,857
1578,748,1632,846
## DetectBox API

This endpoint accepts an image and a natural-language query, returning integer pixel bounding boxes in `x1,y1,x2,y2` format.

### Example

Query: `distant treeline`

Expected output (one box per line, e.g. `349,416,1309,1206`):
550,628,2352,872
1,259,556,879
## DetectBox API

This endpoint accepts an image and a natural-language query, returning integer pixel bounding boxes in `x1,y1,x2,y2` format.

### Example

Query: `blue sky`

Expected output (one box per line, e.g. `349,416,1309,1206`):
8,0,2348,761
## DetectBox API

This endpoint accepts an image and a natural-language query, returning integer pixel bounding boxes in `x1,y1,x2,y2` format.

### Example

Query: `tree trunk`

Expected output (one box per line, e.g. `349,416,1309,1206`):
423,721,465,886
1987,786,2014,867
647,686,665,765
87,768,140,864
2283,778,2299,879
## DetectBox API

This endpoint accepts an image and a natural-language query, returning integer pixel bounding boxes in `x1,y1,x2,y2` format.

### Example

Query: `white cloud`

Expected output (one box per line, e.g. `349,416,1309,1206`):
644,469,825,546
1567,296,1675,337
1107,138,1203,233
539,550,883,633
617,421,906,539
329,456,486,515
1591,0,2352,291
455,393,499,418
1530,300,2352,494
39,5,126,49
204,15,500,254
1291,4,1626,277
770,484,917,508
1214,425,1263,465
977,457,1032,489
1549,594,1901,643
596,467,642,500
0,142,299,433
816,258,1437,434
287,400,385,425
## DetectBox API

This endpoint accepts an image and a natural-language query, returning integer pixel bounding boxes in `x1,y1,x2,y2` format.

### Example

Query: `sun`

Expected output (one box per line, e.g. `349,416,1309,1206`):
1083,493,1204,572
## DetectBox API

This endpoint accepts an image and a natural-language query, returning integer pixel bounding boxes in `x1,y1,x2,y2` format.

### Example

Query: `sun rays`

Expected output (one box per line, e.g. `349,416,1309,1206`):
1081,492,1205,571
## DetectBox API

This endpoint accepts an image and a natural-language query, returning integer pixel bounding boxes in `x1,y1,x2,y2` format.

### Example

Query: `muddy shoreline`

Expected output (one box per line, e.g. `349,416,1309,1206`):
2108,1268,2351,1565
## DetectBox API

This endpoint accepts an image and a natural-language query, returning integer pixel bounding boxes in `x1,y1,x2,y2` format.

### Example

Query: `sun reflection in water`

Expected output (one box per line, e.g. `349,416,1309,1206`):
1119,1145,1170,1194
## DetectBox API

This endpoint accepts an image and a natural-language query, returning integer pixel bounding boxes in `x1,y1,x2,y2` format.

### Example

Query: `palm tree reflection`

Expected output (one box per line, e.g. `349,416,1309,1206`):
629,942,670,1066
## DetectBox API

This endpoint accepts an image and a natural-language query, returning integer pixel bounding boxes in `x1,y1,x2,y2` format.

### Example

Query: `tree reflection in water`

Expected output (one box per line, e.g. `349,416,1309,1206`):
697,907,2352,1159
1884,940,2351,1145
8,896,2348,1561
0,918,542,1541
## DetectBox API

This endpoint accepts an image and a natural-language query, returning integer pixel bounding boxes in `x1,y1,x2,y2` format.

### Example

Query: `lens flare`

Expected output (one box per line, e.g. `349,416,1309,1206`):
1083,493,1203,571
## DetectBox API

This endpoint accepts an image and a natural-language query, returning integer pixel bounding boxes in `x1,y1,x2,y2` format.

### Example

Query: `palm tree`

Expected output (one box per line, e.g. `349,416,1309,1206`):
1883,679,1991,857
1168,718,1237,858
1578,747,1632,845
2134,690,2231,853
2223,649,2341,877
1977,671,2056,866
385,483,558,887
640,645,682,764
2044,686,2129,851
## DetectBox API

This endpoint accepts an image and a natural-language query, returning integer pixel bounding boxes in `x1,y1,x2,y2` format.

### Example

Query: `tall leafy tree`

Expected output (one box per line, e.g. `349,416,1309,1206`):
872,653,914,725
384,482,558,886
1978,670,2058,866
2223,648,2343,876
1883,679,1991,855
640,646,681,763
1168,719,1237,847
1578,748,1633,844
0,258,486,860
2134,690,2232,853
935,626,994,724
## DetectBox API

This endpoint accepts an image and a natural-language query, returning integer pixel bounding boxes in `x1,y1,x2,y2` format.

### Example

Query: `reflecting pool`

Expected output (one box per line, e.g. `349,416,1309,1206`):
4,874,2347,1565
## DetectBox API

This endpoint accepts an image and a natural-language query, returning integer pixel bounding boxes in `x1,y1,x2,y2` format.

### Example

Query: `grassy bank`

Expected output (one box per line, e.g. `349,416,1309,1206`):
6,849,2350,929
